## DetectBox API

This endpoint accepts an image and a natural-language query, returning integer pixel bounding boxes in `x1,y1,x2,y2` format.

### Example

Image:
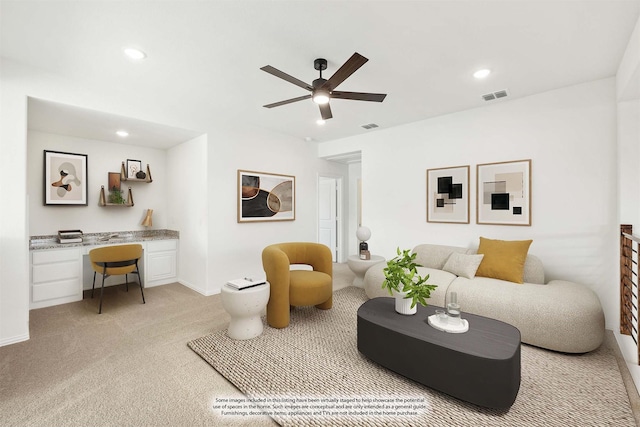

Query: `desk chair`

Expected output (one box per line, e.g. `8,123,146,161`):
89,244,145,314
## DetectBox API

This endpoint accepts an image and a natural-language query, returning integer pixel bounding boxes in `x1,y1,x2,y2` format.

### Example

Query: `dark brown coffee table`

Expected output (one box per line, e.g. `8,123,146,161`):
357,297,521,409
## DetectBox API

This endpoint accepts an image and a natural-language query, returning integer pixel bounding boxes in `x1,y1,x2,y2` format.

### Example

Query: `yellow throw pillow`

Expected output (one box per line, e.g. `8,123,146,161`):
475,237,533,284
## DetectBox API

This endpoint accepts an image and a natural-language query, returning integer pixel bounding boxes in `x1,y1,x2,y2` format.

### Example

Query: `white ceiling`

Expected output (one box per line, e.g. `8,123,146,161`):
27,98,203,149
3,1,639,147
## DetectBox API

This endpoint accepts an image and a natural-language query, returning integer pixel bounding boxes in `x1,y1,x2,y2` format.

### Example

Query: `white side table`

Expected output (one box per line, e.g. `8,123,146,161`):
221,282,270,340
347,255,385,288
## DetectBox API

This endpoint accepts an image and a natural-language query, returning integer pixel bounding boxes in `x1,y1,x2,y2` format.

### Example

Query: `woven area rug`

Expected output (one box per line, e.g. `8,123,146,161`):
189,287,635,426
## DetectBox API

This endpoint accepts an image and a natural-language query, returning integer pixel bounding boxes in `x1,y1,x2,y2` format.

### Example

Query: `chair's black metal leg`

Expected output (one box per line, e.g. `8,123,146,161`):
125,274,129,292
99,265,107,314
91,271,96,298
136,260,145,304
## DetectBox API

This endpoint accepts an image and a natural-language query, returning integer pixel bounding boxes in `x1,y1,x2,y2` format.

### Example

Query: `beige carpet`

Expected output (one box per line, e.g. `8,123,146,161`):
1,264,638,426
189,286,637,427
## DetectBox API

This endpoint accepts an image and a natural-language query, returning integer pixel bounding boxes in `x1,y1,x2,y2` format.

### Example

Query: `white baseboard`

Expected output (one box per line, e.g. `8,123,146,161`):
178,279,216,296
0,332,30,347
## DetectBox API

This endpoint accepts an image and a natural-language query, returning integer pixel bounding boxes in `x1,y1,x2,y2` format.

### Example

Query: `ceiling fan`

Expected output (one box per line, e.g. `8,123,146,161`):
260,52,387,121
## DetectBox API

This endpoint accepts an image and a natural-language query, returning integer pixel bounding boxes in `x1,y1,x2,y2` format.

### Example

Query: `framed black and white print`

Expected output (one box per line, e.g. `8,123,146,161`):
476,159,531,226
44,150,88,206
426,165,469,223
237,170,295,222
126,159,142,179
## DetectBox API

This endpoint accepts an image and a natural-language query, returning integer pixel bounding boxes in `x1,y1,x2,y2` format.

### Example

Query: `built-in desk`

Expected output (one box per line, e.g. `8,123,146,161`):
29,230,179,309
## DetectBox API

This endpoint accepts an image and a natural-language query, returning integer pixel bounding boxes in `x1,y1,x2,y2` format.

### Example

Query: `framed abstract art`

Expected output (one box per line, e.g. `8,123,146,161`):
426,165,470,223
43,150,88,206
476,159,531,226
237,170,295,222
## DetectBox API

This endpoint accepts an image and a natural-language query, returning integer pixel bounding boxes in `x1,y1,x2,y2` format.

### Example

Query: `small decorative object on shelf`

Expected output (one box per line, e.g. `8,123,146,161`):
57,229,83,244
120,162,153,183
99,185,134,207
141,209,153,227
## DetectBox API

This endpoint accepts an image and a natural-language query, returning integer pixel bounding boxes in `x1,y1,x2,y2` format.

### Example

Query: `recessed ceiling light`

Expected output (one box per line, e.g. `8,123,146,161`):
304,136,314,142
316,119,326,125
116,130,129,137
123,47,147,60
473,69,491,79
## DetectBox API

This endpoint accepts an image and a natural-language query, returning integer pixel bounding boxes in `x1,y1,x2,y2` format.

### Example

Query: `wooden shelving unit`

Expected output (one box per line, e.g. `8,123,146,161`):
120,162,153,183
99,186,134,207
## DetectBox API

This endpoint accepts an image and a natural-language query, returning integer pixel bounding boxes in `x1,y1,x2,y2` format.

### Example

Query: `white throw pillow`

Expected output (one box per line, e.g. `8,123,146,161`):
442,252,485,279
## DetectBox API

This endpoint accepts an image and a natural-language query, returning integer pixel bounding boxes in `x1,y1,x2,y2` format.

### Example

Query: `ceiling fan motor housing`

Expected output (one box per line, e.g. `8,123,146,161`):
312,78,328,90
314,58,327,71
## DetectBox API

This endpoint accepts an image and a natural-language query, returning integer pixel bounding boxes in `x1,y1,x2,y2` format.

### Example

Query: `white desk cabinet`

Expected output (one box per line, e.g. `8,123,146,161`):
30,234,179,309
145,240,178,287
31,247,83,309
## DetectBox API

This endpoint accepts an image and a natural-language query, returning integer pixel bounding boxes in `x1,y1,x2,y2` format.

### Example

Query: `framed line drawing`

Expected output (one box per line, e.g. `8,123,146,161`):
126,159,142,179
238,170,295,222
477,159,531,226
44,150,88,206
426,165,470,223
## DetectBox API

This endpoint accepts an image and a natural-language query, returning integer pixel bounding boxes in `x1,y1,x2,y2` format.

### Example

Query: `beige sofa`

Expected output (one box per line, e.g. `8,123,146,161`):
363,244,605,353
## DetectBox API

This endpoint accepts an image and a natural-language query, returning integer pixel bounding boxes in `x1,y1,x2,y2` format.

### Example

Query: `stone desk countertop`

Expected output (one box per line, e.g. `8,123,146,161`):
29,229,179,251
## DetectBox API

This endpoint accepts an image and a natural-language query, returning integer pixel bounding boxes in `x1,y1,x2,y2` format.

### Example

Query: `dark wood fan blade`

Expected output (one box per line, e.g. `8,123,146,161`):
319,103,333,120
260,65,313,91
263,94,311,108
321,52,368,91
330,91,387,102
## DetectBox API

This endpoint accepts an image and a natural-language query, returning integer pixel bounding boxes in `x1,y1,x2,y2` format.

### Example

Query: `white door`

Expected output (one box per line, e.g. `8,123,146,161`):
318,177,338,262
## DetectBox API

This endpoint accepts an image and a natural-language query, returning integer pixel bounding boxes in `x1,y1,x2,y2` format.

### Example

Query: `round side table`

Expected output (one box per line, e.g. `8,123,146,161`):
347,255,385,288
221,282,270,340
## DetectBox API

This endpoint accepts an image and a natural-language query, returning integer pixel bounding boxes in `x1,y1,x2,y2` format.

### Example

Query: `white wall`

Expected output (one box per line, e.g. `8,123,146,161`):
0,62,29,346
617,14,640,101
0,58,348,345
320,78,619,330
618,100,640,228
615,14,640,393
203,124,348,295
28,131,168,235
167,134,208,294
348,162,362,255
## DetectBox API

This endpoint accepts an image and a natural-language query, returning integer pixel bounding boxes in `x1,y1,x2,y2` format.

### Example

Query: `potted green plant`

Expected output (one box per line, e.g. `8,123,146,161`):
382,247,437,315
108,187,126,204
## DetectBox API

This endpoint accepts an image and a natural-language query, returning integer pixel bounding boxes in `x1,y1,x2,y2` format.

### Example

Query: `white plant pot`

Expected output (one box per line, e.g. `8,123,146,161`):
393,289,417,315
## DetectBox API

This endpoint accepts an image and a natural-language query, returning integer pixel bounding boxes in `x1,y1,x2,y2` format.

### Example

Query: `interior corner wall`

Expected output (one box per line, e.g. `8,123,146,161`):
167,134,208,294
320,78,619,330
348,162,362,255
617,13,640,231
0,66,29,346
618,99,640,230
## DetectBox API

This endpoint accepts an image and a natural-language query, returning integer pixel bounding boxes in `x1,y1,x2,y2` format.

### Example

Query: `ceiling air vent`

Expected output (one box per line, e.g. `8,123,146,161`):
482,89,509,101
361,123,379,130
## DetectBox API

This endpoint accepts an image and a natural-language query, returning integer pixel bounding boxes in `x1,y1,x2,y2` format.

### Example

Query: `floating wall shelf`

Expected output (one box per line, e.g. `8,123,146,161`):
120,162,153,183
99,185,134,207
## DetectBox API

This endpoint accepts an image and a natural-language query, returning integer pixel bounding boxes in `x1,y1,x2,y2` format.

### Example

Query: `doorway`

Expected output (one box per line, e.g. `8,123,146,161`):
318,176,343,262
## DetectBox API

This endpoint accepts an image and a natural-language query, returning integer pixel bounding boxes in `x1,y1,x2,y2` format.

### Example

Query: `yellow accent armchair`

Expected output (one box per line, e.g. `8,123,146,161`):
262,242,333,328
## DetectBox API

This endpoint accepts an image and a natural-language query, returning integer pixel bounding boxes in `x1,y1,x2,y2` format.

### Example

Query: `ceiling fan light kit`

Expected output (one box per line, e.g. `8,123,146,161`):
261,52,387,121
